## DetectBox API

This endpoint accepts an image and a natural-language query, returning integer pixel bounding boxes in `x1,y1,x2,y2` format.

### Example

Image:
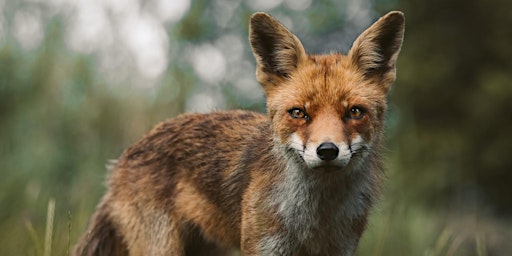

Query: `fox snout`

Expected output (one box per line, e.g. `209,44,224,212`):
316,142,339,161
289,132,367,171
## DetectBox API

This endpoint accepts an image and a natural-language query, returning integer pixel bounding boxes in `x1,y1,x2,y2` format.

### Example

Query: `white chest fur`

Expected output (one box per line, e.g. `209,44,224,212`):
259,159,372,255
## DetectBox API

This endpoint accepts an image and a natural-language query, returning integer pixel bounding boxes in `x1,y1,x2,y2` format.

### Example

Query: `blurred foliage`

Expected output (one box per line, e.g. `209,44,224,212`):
0,0,511,255
392,0,512,214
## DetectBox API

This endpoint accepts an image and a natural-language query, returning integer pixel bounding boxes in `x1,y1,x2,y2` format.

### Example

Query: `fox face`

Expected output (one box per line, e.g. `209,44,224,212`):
269,55,388,171
250,12,404,172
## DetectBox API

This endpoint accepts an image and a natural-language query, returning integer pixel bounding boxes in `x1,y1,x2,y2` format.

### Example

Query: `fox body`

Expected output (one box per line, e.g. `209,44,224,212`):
75,11,405,256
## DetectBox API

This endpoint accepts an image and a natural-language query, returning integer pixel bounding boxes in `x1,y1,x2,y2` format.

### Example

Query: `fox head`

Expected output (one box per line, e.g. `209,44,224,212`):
250,12,405,171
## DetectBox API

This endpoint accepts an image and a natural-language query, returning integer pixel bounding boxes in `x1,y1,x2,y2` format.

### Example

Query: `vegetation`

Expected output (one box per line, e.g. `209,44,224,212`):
1,0,511,255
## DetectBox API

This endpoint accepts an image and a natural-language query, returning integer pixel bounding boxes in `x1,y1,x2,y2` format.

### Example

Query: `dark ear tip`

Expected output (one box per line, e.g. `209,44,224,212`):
387,10,404,17
383,11,405,26
250,12,272,24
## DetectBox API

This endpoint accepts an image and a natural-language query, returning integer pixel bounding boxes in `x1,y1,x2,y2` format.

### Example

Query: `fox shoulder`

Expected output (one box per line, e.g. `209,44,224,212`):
119,110,269,166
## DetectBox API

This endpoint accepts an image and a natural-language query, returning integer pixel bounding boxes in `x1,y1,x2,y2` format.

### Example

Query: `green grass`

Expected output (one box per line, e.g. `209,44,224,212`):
10,193,509,256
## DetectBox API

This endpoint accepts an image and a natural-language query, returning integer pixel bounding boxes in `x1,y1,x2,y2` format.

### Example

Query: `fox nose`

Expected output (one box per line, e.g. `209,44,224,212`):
316,142,339,161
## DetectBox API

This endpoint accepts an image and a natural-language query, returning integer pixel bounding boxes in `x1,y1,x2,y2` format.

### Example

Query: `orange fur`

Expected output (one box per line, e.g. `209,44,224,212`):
74,11,405,256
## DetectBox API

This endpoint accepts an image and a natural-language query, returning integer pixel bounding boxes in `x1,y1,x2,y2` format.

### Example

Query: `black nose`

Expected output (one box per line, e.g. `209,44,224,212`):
316,142,339,161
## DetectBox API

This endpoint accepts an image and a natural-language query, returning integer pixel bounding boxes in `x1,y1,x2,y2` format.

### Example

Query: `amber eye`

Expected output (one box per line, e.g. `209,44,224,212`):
349,106,365,119
288,108,308,119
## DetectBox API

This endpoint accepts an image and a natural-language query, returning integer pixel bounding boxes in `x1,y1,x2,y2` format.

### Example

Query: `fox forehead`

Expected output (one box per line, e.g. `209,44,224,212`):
268,54,387,114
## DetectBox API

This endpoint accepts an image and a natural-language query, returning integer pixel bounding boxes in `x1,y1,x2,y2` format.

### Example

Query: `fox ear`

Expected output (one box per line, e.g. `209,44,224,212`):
250,13,307,82
349,11,405,91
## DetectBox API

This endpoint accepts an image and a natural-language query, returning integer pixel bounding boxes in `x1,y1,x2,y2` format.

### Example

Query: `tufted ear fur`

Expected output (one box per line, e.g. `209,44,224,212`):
249,12,307,86
349,11,405,92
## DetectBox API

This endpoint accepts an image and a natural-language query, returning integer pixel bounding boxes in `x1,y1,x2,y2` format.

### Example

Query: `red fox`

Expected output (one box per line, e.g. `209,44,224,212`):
74,11,405,256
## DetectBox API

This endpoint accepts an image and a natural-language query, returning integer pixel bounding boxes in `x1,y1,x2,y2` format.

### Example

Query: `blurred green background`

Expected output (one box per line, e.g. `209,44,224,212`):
1,0,511,255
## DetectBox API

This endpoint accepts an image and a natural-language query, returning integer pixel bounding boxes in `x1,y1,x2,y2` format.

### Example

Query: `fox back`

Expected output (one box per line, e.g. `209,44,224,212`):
74,11,405,256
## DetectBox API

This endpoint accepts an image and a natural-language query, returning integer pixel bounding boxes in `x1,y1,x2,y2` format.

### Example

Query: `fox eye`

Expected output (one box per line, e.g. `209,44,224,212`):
288,108,308,119
348,106,365,119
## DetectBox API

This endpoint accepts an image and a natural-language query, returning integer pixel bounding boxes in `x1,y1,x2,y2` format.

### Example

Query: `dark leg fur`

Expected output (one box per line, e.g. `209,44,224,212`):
73,204,128,256
184,225,236,256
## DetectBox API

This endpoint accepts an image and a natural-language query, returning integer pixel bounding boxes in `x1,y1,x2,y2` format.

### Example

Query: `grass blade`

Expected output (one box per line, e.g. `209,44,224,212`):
44,198,55,256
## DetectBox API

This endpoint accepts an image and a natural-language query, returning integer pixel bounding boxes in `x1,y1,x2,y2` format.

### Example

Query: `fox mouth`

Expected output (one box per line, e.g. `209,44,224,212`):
286,134,369,172
286,144,352,171
312,164,344,172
